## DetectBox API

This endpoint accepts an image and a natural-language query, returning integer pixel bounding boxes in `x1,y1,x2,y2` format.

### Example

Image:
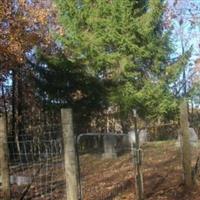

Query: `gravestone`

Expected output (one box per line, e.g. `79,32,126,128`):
177,127,198,147
0,175,31,186
128,129,148,147
103,135,117,159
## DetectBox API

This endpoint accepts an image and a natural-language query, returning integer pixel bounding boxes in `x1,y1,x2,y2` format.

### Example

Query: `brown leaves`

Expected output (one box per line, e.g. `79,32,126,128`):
0,0,54,72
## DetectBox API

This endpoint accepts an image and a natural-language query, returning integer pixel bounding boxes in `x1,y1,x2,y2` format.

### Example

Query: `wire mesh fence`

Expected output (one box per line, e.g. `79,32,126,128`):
0,132,138,200
142,140,200,200
77,133,136,200
142,141,181,200
1,108,198,200
0,125,66,200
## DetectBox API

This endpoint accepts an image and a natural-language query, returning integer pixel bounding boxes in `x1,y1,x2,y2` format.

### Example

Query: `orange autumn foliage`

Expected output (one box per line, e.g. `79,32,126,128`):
0,0,54,72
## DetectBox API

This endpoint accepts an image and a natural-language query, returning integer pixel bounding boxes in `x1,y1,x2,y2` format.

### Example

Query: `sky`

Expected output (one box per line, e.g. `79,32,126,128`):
167,0,200,58
166,0,200,94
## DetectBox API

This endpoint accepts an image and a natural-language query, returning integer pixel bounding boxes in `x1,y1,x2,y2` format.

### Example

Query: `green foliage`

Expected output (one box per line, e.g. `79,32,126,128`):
164,49,192,84
33,55,109,113
55,0,168,77
109,82,137,119
135,81,179,120
53,0,186,122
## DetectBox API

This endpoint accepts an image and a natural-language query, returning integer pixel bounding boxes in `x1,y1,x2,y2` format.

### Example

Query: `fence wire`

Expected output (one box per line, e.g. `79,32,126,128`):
2,125,197,200
142,140,200,200
0,125,66,200
77,134,136,200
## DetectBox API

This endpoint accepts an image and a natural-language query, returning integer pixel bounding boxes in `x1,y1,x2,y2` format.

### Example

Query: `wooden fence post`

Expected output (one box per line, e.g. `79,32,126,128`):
0,116,11,200
61,109,79,200
180,100,192,188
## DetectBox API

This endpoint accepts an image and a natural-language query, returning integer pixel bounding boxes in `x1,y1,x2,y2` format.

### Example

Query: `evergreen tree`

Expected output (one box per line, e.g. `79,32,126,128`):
54,0,189,124
33,55,108,110
30,53,111,132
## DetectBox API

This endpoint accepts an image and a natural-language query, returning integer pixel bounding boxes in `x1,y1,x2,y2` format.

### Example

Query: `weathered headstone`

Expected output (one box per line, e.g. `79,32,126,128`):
177,127,198,147
121,135,130,150
103,135,117,159
128,129,148,147
0,175,31,186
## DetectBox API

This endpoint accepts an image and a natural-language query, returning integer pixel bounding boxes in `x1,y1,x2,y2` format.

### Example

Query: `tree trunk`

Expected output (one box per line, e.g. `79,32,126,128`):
1,84,9,134
17,68,24,134
180,99,192,188
12,69,21,156
12,69,16,136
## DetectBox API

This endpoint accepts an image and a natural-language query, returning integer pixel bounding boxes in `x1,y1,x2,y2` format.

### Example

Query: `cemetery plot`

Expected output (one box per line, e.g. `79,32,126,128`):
1,140,200,199
79,141,200,200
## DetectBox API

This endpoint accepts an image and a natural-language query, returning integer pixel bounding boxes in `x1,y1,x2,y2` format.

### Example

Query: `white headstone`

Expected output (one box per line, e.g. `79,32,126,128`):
16,176,32,186
177,127,198,147
128,129,148,146
0,175,31,186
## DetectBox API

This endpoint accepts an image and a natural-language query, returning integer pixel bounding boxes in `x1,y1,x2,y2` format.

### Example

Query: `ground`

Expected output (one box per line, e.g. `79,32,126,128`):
1,141,200,199
80,141,200,200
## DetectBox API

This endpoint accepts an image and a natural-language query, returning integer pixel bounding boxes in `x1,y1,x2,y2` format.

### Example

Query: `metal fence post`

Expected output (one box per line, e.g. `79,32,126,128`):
0,116,11,200
133,109,144,200
61,109,79,200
